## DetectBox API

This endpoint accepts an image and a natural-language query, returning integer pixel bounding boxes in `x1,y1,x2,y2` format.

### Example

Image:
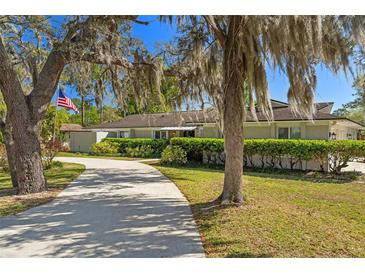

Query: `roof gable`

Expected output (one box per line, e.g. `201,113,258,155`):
270,99,288,108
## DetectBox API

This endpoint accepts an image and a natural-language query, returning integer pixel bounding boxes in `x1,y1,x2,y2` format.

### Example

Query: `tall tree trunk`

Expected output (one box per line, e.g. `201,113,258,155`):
1,122,18,188
7,112,47,194
220,16,245,205
0,37,52,195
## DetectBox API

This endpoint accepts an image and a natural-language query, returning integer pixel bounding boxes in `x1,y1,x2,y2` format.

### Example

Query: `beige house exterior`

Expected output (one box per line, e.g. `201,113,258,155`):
61,99,364,153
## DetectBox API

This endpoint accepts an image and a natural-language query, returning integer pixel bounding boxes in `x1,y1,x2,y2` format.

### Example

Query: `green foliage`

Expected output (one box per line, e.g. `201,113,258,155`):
41,106,70,141
121,77,180,115
125,145,155,158
333,75,365,125
51,161,64,169
155,165,365,257
104,138,169,157
95,137,365,172
170,138,224,161
170,138,365,173
160,145,188,166
41,139,65,170
90,142,120,155
66,99,124,127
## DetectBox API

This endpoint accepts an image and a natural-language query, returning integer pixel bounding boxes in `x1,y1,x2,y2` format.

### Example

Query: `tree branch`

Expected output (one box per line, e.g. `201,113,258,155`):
0,37,27,108
203,16,226,48
28,48,66,121
75,52,133,69
26,16,153,121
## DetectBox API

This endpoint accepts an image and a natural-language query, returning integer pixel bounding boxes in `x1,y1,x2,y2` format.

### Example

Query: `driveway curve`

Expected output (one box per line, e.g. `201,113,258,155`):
0,157,204,258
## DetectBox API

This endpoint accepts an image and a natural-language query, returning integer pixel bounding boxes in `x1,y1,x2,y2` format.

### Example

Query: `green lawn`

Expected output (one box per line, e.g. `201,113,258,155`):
0,162,85,216
56,151,144,161
154,164,365,257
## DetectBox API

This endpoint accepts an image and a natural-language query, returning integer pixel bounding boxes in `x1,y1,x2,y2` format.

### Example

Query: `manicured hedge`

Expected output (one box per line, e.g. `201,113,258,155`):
100,137,365,173
169,138,365,173
103,138,169,157
170,138,224,161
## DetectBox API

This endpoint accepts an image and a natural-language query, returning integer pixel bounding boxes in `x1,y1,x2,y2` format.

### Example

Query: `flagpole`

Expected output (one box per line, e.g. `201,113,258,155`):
52,86,59,143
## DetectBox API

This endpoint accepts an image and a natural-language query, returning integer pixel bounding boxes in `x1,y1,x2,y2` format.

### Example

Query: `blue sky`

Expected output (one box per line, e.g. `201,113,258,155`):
56,16,357,111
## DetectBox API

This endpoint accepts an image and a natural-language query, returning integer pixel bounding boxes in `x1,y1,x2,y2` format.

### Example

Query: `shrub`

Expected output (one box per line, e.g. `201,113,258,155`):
90,142,119,155
103,138,169,157
170,138,224,161
125,145,155,158
160,145,187,166
169,138,365,173
41,139,64,170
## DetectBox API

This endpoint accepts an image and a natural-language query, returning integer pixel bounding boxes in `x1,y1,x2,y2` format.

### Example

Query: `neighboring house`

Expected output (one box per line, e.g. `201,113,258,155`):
61,99,364,153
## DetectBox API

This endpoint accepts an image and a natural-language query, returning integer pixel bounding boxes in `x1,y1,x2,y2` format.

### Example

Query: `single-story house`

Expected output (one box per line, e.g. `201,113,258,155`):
61,99,364,153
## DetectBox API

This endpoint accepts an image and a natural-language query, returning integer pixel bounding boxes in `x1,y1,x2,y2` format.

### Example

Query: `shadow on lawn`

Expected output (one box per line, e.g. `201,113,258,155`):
0,167,84,197
0,168,203,258
189,199,273,258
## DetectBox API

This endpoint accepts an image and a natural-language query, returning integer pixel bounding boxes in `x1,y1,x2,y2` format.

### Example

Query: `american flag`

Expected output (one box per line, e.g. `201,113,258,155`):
57,90,79,113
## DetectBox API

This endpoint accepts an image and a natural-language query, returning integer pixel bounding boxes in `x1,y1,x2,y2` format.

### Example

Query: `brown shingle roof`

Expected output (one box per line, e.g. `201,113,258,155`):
60,124,84,132
86,102,355,129
87,110,217,129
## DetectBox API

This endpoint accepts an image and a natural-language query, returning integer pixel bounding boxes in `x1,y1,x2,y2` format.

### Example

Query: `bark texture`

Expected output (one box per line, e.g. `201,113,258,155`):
9,114,46,194
0,38,65,194
221,16,245,205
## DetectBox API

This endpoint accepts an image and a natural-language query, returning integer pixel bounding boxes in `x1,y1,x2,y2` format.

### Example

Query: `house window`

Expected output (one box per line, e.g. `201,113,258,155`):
278,127,301,139
119,131,129,138
278,127,289,139
154,130,167,139
290,127,301,139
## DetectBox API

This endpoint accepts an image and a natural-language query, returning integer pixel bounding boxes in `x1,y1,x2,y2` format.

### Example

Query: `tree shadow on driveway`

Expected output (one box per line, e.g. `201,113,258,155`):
0,168,204,258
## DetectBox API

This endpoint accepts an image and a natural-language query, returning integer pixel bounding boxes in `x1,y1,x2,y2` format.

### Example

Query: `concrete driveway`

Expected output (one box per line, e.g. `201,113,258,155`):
0,157,204,258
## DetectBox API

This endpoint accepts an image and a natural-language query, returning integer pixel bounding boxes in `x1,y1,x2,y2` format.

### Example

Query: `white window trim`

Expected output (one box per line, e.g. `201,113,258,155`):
153,130,168,139
118,130,130,138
